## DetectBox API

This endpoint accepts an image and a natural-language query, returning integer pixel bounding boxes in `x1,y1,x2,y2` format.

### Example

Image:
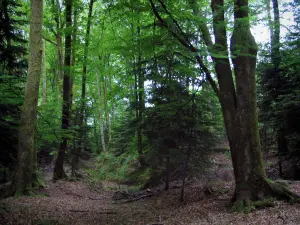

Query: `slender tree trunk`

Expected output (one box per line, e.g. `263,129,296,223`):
42,39,47,104
102,65,110,144
271,0,280,69
270,0,287,178
57,34,64,83
70,7,78,176
72,0,93,176
96,69,106,153
14,0,43,195
51,0,64,85
53,0,72,180
93,114,100,154
70,7,77,105
266,0,273,45
137,17,146,167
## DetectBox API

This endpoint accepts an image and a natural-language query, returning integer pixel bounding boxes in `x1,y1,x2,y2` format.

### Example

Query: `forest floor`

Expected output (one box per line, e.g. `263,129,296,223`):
1,152,300,225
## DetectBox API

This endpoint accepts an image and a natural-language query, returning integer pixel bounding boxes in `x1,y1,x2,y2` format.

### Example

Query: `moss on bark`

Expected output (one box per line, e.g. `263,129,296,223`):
232,178,300,212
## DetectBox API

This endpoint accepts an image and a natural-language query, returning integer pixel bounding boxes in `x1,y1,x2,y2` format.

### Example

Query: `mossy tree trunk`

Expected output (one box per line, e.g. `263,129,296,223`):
14,0,43,195
149,0,300,206
53,0,72,180
230,0,264,201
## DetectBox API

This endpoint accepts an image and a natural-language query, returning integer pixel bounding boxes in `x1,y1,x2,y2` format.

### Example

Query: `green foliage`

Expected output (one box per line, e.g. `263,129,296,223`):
0,0,27,184
258,0,300,179
89,152,135,183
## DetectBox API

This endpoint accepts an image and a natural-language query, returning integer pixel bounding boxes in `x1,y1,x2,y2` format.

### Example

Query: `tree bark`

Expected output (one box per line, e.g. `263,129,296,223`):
271,0,280,69
53,0,72,180
42,39,47,104
266,0,273,45
72,0,94,176
136,14,147,167
149,0,300,206
51,0,64,85
14,0,43,195
96,69,106,153
229,0,275,204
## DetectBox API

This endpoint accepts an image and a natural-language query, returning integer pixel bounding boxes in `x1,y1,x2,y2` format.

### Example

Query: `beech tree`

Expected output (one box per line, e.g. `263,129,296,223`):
148,0,299,208
13,0,43,194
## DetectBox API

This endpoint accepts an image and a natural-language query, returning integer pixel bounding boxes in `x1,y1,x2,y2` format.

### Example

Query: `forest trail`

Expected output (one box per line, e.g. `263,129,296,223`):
1,154,300,225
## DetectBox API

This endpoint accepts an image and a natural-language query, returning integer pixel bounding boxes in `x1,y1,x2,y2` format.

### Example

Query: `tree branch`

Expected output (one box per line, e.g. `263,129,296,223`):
43,36,57,46
148,0,220,97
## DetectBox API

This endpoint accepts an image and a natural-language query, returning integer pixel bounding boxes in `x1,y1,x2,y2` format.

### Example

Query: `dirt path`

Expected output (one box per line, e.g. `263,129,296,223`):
1,154,300,225
1,178,300,225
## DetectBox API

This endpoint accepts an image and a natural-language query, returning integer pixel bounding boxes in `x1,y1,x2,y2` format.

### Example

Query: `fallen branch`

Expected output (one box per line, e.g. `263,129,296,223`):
69,210,117,214
114,193,154,204
88,196,109,200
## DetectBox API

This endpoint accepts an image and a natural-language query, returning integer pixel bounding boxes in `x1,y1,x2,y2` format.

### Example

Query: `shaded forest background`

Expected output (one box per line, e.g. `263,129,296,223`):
0,0,300,210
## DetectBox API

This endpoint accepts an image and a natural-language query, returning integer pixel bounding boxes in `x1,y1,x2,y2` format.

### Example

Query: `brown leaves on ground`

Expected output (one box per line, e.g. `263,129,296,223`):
1,179,300,225
1,153,300,225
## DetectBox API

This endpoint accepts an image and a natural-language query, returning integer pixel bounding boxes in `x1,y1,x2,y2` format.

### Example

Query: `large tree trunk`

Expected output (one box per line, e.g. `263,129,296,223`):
14,0,43,195
149,0,299,208
228,0,298,206
53,0,72,180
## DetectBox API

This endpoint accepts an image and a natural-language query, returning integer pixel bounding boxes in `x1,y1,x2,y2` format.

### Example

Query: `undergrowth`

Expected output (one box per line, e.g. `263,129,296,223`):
87,152,151,189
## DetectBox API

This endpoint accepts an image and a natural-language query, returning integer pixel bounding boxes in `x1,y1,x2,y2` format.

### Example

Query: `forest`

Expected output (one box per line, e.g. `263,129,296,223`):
0,0,300,224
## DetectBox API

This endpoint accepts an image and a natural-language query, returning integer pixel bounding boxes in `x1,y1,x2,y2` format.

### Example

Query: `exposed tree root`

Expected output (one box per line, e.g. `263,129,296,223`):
233,179,300,213
266,179,300,201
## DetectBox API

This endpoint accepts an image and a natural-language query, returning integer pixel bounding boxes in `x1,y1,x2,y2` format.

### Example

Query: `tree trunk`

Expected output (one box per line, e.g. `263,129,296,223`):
136,18,146,168
96,69,106,153
70,7,78,176
149,0,300,208
14,0,43,195
228,0,297,206
42,39,47,104
271,0,280,69
93,114,100,154
266,0,273,45
51,0,64,86
53,0,72,180
72,0,94,176
57,34,64,83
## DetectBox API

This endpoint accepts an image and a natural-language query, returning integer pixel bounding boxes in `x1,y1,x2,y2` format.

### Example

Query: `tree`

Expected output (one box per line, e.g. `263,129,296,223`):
13,0,43,194
0,0,27,187
73,0,95,176
259,0,300,179
53,0,72,180
148,0,299,207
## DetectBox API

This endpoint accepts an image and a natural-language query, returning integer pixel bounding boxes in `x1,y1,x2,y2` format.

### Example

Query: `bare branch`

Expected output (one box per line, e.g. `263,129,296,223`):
43,36,57,46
